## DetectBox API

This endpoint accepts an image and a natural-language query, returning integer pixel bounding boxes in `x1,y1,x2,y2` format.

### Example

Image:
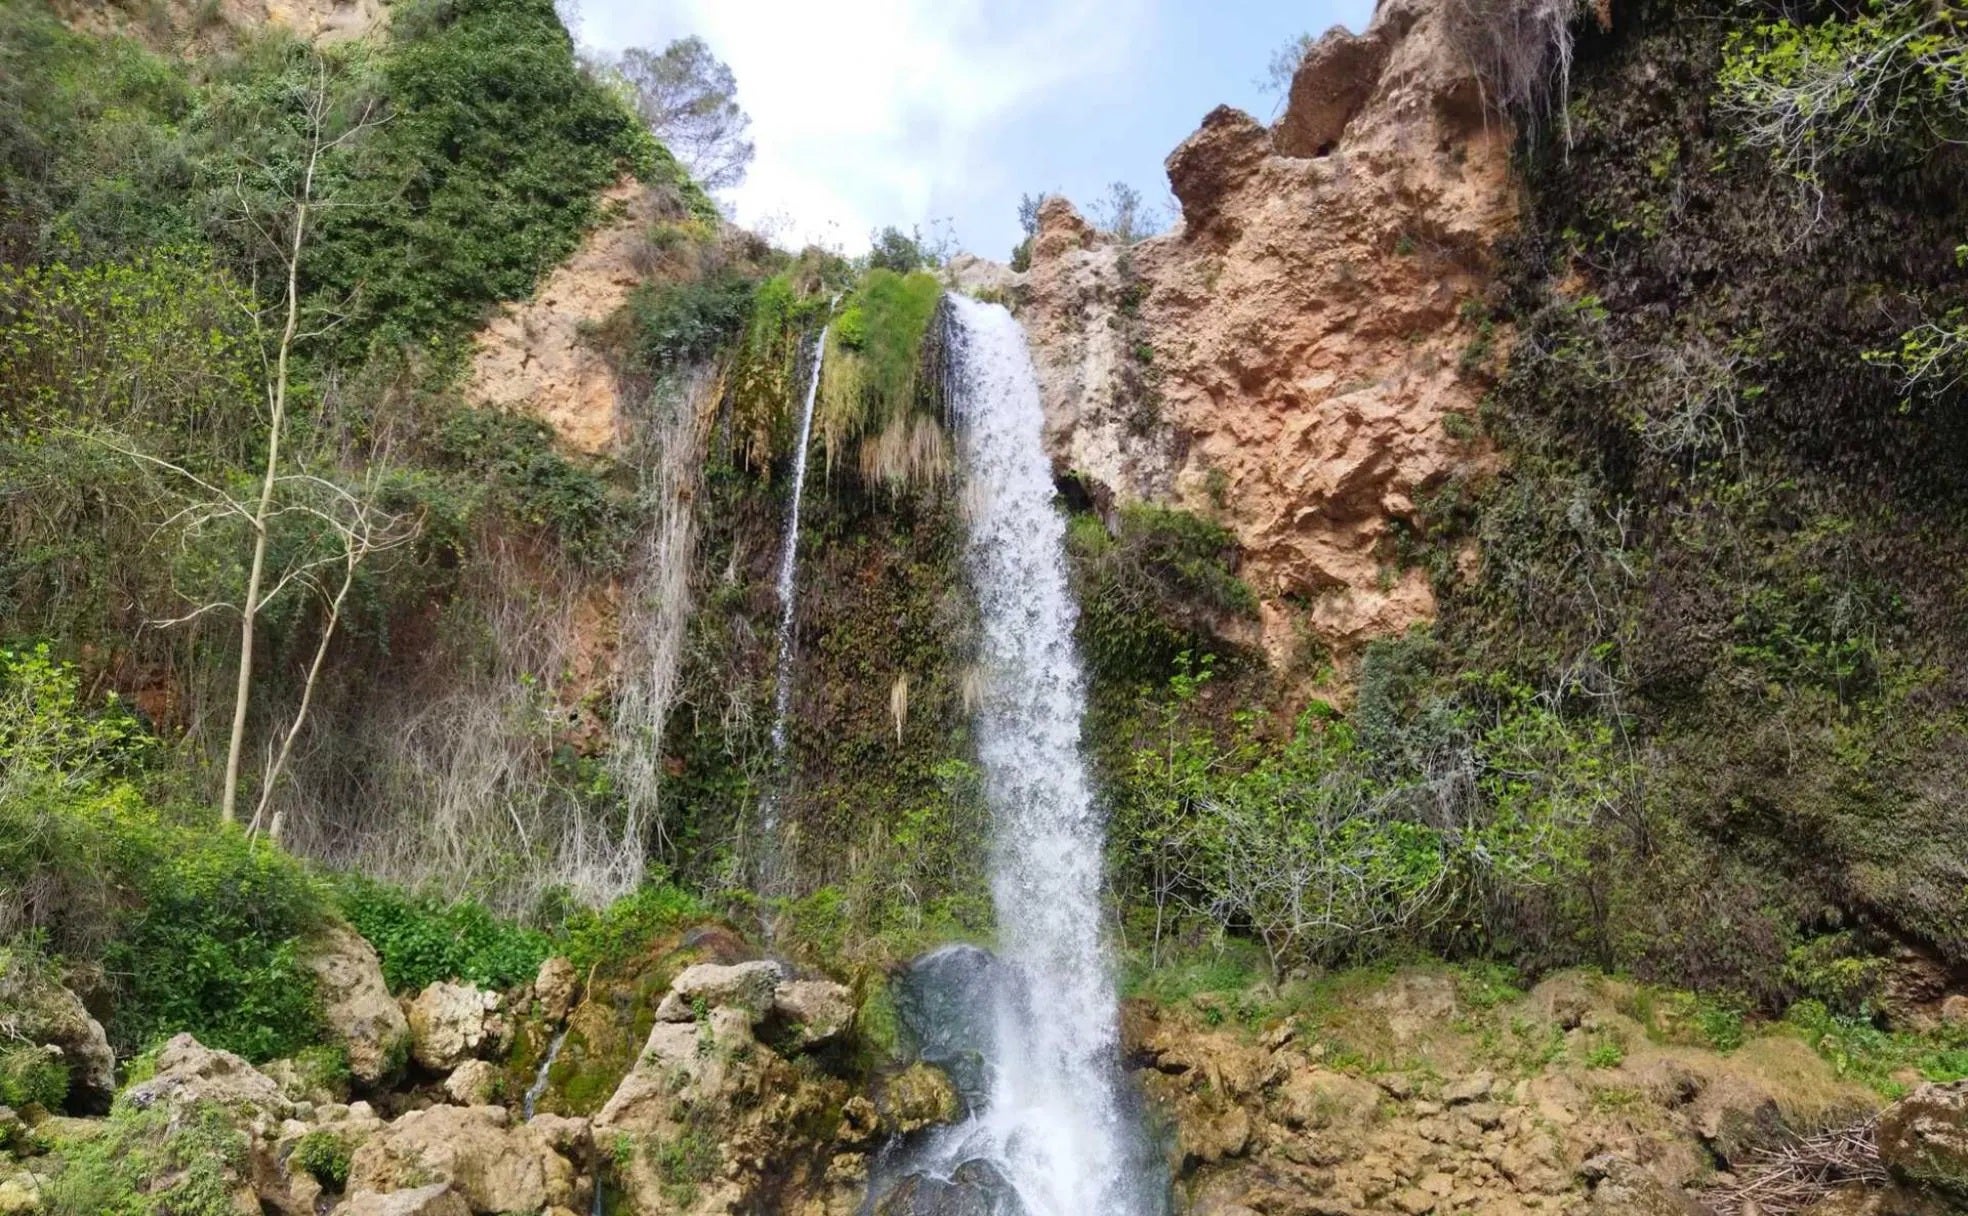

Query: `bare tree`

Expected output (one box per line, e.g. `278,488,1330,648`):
610,37,755,192
247,470,421,836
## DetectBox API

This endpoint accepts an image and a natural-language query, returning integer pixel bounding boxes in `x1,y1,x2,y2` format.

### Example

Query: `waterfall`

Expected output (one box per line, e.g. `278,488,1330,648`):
758,328,828,871
920,295,1147,1216
522,1027,569,1120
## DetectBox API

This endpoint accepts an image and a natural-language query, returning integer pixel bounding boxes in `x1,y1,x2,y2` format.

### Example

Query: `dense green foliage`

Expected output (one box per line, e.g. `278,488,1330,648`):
0,1041,68,1111
303,0,665,366
332,873,551,993
1068,505,1258,686
41,1104,250,1216
0,647,331,1059
1398,0,1968,1006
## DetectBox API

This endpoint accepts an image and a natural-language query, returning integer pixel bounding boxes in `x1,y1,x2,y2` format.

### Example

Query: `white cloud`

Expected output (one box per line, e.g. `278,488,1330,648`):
577,0,1153,252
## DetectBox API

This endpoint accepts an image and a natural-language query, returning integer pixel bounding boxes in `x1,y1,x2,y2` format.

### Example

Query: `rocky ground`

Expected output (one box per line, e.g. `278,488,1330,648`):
3,917,1965,1216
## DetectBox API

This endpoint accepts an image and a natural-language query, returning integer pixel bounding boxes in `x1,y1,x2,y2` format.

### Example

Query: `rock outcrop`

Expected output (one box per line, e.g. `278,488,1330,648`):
0,949,115,1112
465,179,668,455
345,1104,587,1214
405,982,511,1074
1017,0,1516,670
593,963,864,1215
301,922,411,1088
121,1034,295,1132
1877,1081,1968,1198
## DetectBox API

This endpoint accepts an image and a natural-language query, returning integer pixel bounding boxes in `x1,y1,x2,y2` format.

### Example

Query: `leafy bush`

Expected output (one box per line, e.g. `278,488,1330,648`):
41,1103,249,1216
0,646,330,1060
1718,2,1968,220
290,1129,353,1190
627,269,759,371
558,879,709,974
331,873,550,993
0,1042,68,1111
305,0,660,365
102,811,330,1060
1070,504,1258,685
433,407,629,567
816,268,943,464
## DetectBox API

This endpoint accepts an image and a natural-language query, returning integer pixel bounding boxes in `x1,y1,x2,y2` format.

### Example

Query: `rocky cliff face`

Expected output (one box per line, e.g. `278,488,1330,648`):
466,179,664,456
1018,0,1516,670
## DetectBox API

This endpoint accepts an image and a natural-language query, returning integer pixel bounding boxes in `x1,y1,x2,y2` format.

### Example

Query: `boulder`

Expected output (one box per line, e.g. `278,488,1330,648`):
337,1183,472,1216
1585,1157,1705,1216
405,983,510,1073
892,946,1000,1112
1941,995,1968,1028
120,1034,295,1131
442,1059,501,1107
875,1159,1023,1216
299,923,410,1088
0,948,115,1112
877,1063,959,1136
346,1104,581,1214
652,960,782,1023
0,1171,42,1215
534,957,579,1023
1876,1081,1968,1198
771,978,855,1048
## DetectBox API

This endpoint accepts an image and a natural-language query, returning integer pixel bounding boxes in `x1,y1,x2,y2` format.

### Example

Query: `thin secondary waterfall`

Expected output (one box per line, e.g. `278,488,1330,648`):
759,328,828,865
928,295,1143,1215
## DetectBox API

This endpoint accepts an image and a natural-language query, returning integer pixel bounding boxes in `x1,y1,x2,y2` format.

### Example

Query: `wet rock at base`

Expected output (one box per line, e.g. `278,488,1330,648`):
771,977,856,1048
441,1059,500,1107
892,946,1000,1112
533,956,579,1023
652,960,782,1023
336,1182,473,1215
875,1160,1025,1216
345,1103,582,1214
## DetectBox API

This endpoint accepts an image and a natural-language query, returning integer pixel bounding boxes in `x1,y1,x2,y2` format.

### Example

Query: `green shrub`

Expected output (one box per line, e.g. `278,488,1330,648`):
559,879,710,974
305,0,661,365
433,406,629,567
816,268,943,461
0,1043,69,1111
332,873,550,993
627,269,758,371
101,807,330,1060
0,647,330,1060
41,1103,248,1216
1070,504,1257,685
290,1129,353,1190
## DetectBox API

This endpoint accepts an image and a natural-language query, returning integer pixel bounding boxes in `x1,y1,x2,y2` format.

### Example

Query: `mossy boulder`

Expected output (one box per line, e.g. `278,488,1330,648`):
0,949,113,1113
1877,1081,1968,1199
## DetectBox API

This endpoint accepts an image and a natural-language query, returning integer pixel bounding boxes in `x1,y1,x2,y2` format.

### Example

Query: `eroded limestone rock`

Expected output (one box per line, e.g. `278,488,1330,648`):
405,982,510,1073
345,1104,581,1214
652,960,782,1024
300,922,410,1088
0,949,115,1112
1877,1081,1968,1198
121,1034,295,1132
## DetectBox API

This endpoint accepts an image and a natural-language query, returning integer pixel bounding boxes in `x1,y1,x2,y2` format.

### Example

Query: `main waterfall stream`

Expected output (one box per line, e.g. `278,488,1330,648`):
884,295,1159,1215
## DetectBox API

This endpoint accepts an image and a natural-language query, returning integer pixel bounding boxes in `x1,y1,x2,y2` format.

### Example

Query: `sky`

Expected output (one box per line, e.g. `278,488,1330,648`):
567,0,1376,259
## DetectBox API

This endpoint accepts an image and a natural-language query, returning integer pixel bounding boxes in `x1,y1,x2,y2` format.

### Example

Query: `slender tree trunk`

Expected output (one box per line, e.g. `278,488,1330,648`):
222,187,309,823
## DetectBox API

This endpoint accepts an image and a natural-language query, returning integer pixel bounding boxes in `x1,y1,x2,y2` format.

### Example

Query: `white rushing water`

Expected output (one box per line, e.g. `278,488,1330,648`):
758,328,827,866
934,294,1136,1215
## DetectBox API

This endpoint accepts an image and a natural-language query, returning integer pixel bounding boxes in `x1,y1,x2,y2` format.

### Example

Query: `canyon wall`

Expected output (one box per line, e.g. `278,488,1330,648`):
1018,0,1517,671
